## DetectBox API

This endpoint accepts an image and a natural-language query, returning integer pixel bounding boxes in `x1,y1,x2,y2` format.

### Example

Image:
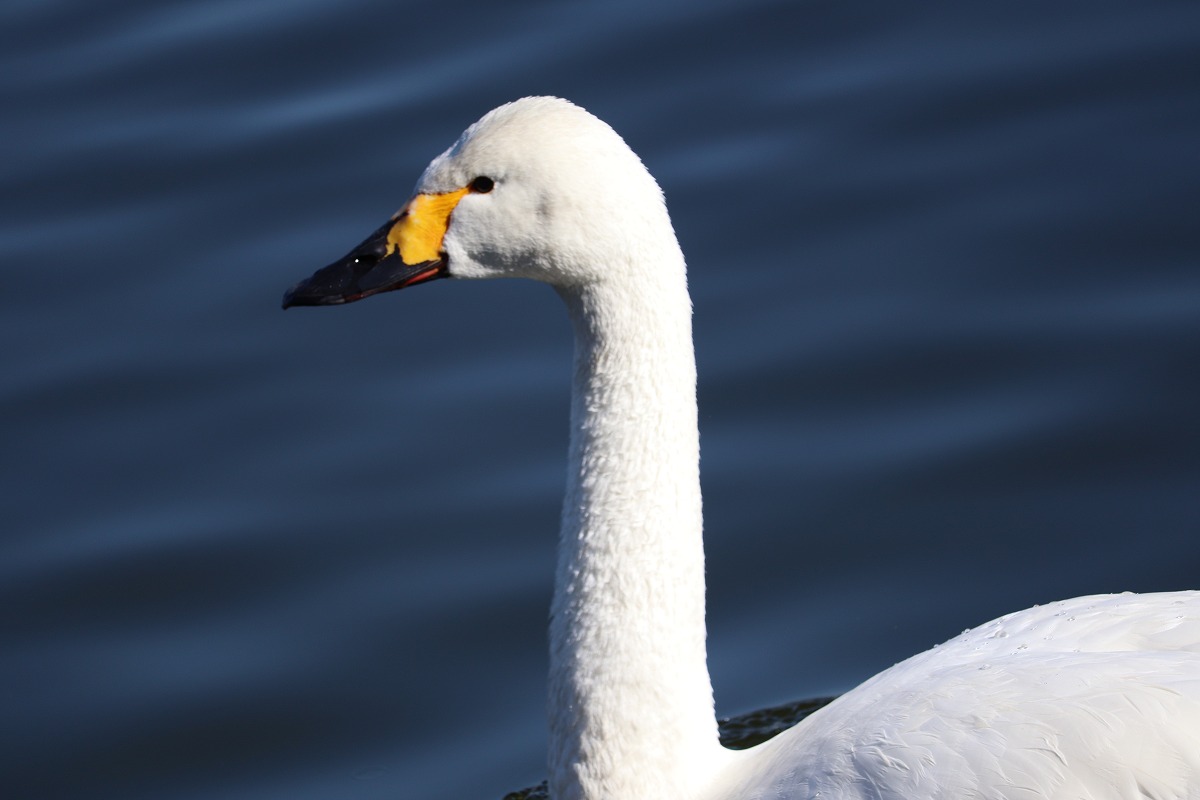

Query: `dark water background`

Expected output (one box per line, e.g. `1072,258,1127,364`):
3,2,1199,798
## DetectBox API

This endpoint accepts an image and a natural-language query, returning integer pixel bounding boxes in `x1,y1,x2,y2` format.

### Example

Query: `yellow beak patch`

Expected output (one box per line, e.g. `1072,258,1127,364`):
387,187,469,265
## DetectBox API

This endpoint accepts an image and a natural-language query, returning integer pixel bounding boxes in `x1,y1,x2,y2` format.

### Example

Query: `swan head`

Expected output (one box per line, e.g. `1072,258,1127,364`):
282,96,672,307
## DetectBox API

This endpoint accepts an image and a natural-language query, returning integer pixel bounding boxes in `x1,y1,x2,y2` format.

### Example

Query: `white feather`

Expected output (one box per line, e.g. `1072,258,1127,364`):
367,97,1200,799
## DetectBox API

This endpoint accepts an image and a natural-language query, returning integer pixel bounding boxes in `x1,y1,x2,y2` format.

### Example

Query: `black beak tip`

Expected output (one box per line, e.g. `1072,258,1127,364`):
281,285,304,310
281,285,305,310
281,279,349,310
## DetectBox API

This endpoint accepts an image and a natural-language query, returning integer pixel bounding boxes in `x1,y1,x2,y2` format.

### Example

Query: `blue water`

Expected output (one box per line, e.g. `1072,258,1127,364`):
3,2,1199,797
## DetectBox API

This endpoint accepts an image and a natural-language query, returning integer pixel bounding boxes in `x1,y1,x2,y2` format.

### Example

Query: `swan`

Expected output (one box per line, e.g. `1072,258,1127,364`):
282,97,1200,799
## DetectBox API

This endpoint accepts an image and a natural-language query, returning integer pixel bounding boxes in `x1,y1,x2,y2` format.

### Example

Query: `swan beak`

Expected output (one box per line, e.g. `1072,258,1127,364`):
282,188,469,309
281,220,445,308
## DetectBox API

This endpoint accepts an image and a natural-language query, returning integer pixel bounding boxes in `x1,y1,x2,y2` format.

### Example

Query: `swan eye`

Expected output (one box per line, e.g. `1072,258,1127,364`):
469,176,495,194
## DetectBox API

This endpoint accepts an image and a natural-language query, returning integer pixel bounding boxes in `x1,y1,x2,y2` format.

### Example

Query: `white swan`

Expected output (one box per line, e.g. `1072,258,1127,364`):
283,97,1200,800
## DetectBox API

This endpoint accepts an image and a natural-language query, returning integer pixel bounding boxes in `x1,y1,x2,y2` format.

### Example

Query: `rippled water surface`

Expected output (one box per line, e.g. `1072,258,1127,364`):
3,2,1199,798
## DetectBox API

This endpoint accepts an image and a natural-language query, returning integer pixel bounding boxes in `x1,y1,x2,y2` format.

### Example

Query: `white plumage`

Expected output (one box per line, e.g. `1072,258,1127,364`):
727,592,1200,799
285,97,1200,799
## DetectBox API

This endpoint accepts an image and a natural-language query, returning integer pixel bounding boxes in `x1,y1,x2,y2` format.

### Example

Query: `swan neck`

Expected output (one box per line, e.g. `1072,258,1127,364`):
548,269,722,799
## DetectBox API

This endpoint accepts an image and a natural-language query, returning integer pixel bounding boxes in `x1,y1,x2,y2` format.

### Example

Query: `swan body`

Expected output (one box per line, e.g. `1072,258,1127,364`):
283,97,1200,799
